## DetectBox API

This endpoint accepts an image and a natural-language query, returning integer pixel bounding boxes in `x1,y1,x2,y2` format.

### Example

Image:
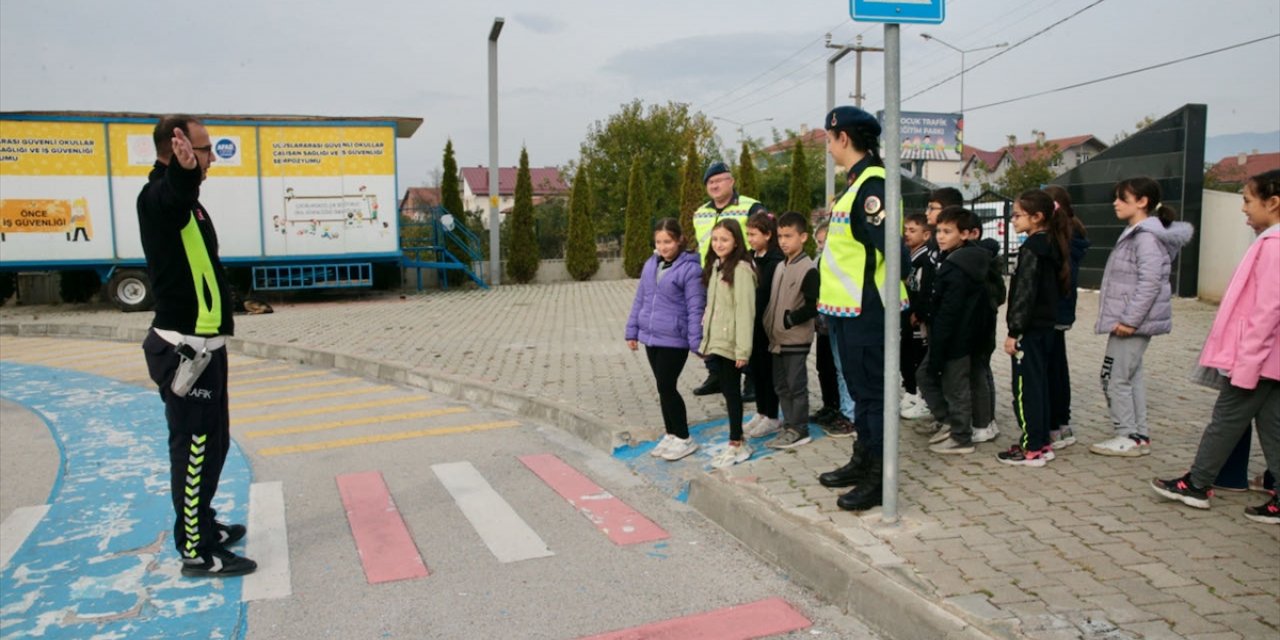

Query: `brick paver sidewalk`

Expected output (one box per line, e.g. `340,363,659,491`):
2,282,1276,639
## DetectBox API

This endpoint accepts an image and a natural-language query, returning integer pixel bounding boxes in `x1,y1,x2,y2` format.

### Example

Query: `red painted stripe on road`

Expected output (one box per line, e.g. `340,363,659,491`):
335,471,429,584
579,597,811,639
519,453,668,546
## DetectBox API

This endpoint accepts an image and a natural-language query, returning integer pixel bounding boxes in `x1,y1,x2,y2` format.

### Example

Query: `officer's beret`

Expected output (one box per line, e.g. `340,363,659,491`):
703,161,730,184
825,106,881,137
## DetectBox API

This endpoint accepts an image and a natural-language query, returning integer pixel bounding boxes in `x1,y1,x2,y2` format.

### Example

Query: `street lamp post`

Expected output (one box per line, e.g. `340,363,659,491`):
487,17,504,286
919,34,1007,114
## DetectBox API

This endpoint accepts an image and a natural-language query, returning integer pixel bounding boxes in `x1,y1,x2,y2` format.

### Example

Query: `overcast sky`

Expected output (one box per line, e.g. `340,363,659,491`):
3,0,1277,187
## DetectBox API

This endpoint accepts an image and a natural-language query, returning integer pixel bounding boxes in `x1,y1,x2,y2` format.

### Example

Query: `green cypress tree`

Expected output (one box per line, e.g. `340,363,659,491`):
737,141,758,197
622,157,652,278
506,147,539,283
786,139,817,256
440,139,470,286
565,164,599,281
678,139,702,253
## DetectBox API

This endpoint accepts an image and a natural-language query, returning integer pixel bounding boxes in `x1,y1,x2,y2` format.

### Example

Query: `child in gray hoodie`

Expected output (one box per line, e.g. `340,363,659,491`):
1091,177,1195,457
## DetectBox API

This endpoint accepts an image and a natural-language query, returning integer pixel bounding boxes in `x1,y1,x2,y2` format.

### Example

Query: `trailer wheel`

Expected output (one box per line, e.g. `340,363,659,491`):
107,269,155,312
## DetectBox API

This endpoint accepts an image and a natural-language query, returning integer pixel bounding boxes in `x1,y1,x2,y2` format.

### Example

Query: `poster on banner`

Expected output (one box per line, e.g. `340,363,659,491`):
877,111,963,161
259,126,397,257
0,120,114,260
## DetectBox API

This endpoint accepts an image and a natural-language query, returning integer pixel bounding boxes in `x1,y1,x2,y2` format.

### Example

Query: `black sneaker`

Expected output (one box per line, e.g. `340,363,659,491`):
692,374,719,396
217,522,247,546
1244,494,1280,524
810,407,838,427
181,547,258,578
821,417,856,439
1150,473,1212,509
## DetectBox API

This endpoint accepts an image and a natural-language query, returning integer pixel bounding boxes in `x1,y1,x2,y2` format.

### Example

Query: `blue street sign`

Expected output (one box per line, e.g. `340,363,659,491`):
851,0,945,25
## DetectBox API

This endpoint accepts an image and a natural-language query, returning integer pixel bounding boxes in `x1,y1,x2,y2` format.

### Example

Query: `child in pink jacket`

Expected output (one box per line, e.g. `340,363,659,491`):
1151,169,1280,524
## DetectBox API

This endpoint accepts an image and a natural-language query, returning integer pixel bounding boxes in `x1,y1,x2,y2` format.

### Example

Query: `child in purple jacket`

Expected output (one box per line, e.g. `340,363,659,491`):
626,218,707,461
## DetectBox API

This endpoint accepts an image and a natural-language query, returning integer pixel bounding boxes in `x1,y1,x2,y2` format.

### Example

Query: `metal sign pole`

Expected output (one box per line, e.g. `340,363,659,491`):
881,23,902,524
487,17,504,286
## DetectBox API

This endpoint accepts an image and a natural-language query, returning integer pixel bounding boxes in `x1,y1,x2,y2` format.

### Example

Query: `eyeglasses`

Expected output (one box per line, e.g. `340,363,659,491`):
191,145,213,154
707,176,733,185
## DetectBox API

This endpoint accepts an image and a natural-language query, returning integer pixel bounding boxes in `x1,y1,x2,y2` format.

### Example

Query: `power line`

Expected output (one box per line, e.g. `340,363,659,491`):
903,0,1109,103
697,20,850,113
964,33,1279,112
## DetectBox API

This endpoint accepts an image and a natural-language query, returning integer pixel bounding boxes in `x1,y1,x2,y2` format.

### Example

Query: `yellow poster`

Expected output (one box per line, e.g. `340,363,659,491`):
0,198,92,241
259,126,394,177
0,121,107,176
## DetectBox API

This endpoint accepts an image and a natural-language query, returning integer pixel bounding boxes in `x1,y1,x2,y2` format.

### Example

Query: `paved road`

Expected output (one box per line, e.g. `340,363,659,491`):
0,336,879,639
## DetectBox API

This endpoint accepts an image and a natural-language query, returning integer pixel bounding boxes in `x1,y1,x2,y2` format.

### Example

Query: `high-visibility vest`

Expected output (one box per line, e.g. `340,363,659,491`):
692,195,760,264
817,166,907,317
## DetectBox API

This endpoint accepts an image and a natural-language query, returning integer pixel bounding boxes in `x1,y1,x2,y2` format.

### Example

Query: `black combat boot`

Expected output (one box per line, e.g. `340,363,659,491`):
836,456,883,511
818,440,870,488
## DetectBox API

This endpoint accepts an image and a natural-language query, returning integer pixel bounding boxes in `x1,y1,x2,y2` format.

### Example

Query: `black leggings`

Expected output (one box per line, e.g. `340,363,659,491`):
709,354,745,441
645,345,690,438
749,329,778,418
815,333,839,411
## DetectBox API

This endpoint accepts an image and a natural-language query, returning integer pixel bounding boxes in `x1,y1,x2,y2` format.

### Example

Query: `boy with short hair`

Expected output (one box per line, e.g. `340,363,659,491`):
924,187,965,266
763,211,821,449
901,212,934,419
918,207,992,454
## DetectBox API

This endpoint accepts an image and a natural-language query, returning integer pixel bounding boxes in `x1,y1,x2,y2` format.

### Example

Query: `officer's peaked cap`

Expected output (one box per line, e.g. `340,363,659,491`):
825,106,881,137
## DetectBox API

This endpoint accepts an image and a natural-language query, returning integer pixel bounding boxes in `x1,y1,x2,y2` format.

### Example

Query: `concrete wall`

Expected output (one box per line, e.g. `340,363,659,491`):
1197,189,1257,303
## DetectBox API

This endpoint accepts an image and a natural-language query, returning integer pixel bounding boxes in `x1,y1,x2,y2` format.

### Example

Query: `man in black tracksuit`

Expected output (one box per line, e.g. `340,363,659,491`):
138,115,255,577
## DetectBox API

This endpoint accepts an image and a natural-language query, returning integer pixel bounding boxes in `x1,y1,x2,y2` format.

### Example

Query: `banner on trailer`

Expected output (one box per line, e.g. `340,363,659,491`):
0,120,113,260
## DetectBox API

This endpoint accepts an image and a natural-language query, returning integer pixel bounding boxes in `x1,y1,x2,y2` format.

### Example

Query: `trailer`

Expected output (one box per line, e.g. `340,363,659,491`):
0,111,422,310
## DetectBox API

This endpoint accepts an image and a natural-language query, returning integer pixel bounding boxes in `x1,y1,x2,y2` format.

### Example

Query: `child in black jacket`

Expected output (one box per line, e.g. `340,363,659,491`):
919,207,990,454
901,212,934,419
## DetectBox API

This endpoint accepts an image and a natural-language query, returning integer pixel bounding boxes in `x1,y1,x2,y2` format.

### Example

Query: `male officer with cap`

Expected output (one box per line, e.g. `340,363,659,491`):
138,115,256,577
814,106,909,512
690,161,766,397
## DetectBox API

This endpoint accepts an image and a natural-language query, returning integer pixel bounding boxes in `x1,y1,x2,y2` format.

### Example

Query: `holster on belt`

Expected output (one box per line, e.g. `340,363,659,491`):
154,330,226,396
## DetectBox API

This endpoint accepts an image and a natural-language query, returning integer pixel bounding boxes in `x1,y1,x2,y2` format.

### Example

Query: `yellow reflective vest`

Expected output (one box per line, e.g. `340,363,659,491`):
692,194,761,265
817,166,907,317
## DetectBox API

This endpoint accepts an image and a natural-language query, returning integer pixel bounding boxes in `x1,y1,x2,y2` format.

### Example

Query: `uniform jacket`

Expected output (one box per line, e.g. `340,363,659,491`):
763,254,819,354
1094,218,1195,336
1197,226,1280,389
700,260,757,361
625,250,706,351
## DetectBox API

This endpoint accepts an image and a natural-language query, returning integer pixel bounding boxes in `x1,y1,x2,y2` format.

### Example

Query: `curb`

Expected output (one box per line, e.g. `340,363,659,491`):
688,473,1012,640
3,321,1011,640
0,321,632,453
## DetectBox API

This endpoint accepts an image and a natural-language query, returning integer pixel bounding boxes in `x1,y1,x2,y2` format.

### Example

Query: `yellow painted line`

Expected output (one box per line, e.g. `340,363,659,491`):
244,407,469,438
235,370,328,385
233,385,394,410
232,378,359,398
22,346,139,366
1,340,98,358
228,363,291,376
235,395,425,425
257,421,520,456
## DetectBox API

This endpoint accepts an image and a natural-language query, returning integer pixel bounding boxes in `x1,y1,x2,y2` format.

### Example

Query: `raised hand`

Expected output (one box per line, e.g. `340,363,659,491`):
172,127,197,170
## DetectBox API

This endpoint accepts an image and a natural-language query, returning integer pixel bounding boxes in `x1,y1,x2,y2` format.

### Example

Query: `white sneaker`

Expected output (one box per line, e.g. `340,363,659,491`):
649,434,677,457
745,416,781,438
661,436,699,461
972,421,999,443
1050,427,1077,450
742,414,763,435
901,394,932,420
1089,435,1143,458
711,442,753,468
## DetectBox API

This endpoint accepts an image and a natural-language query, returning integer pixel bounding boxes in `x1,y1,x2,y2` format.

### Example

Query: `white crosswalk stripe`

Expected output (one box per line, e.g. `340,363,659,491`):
431,461,555,564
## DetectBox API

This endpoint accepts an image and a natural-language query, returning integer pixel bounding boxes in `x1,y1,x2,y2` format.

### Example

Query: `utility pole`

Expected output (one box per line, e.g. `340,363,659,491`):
825,35,884,206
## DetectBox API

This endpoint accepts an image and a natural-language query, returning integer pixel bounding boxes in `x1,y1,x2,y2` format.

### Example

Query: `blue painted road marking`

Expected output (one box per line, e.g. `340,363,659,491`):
0,361,251,639
612,414,825,501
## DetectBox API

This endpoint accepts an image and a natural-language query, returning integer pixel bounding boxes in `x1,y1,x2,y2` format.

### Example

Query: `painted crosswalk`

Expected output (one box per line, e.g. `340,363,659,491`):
1,337,818,638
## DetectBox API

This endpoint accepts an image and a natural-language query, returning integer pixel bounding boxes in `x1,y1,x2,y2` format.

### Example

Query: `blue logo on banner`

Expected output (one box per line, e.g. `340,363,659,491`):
215,138,237,159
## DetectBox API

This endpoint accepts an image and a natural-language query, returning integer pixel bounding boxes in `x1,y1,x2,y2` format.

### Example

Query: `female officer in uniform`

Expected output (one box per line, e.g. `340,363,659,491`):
814,106,908,512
